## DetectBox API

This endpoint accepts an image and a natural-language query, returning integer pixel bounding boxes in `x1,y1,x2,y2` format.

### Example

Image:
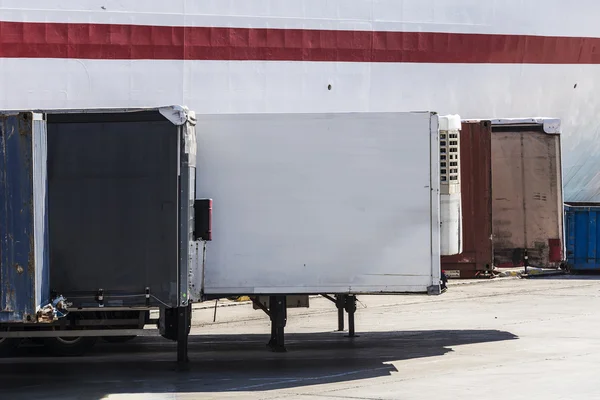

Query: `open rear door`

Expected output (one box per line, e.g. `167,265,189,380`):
491,119,564,268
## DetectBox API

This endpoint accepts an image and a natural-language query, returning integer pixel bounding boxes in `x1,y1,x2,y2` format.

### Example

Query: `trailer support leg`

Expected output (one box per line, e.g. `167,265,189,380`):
267,295,287,352
345,295,358,338
176,305,190,369
335,295,345,332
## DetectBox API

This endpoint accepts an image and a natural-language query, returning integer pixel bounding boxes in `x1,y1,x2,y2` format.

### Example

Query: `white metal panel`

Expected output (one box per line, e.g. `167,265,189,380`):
0,59,598,201
429,113,441,289
440,193,462,256
194,112,439,294
1,1,600,37
0,2,599,202
31,113,49,310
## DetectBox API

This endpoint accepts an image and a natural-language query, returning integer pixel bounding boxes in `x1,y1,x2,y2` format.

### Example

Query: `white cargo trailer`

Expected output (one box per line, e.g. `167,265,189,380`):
193,112,445,296
188,111,456,352
0,108,458,361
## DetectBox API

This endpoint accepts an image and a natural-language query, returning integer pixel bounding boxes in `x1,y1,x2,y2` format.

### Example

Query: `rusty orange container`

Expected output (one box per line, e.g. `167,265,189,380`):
443,118,564,278
441,120,494,278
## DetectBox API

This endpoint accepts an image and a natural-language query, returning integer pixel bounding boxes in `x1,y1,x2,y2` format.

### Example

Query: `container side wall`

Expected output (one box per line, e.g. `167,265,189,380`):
0,114,37,322
491,129,563,268
565,205,600,271
491,130,526,267
566,206,576,267
522,132,562,266
441,121,493,278
429,113,441,289
197,112,436,295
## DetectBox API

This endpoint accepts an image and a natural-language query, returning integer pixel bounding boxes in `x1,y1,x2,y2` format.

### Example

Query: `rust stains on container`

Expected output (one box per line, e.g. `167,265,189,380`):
14,264,24,274
0,112,50,322
443,118,564,278
490,120,564,269
441,120,494,278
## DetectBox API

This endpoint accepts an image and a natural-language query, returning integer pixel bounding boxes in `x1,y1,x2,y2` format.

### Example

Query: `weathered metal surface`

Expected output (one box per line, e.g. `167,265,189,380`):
491,123,564,269
565,203,600,271
441,121,494,278
0,112,50,323
46,108,196,308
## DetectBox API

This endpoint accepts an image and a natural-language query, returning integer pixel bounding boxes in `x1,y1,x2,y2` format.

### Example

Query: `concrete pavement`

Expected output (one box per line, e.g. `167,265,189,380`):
1,275,599,399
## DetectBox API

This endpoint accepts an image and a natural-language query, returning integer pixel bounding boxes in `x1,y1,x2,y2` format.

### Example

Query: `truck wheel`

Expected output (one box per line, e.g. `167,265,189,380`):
102,335,137,343
43,336,98,356
0,338,20,357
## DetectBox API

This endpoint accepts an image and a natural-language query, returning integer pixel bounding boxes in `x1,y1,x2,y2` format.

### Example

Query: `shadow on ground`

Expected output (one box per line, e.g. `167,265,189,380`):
0,329,517,399
527,272,600,280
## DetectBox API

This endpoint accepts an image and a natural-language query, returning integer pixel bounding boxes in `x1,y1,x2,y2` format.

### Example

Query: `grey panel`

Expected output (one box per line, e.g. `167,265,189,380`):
47,115,180,307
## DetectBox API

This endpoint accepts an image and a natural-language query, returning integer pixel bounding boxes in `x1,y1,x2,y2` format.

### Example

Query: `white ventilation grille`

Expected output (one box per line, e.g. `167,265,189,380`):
439,115,461,194
439,114,462,256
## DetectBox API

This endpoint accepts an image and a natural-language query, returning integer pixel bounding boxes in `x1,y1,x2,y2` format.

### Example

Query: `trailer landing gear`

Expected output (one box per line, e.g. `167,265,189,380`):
251,295,288,352
344,295,358,338
177,305,191,369
336,295,345,332
322,294,359,337
267,296,287,352
159,305,191,369
253,294,358,352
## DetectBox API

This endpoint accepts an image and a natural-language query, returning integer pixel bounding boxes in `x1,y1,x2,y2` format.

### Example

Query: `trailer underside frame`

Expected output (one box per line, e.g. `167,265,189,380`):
0,293,376,366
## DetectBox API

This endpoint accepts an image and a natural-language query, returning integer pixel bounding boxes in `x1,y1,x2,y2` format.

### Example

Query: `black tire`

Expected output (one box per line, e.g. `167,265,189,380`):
102,335,137,343
43,336,98,356
0,337,20,357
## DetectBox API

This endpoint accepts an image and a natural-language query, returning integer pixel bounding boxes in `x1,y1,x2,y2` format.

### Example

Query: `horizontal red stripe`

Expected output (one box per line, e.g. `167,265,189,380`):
1,21,600,63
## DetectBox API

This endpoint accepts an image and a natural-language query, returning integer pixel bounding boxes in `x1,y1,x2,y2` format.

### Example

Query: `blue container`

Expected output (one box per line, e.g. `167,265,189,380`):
565,203,600,271
0,112,50,323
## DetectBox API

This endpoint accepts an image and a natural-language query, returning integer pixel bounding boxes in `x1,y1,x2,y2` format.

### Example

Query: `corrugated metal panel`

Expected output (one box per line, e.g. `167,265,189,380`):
565,203,600,271
441,121,493,278
491,124,564,268
0,112,49,323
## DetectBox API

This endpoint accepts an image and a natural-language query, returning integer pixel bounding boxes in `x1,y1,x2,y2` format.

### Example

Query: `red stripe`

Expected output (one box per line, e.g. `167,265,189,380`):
1,20,600,63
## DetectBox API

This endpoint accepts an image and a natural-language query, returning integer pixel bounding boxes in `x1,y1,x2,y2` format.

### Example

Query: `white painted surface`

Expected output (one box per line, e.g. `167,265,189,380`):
0,1,599,202
440,193,462,256
0,59,596,201
0,0,598,37
194,112,439,294
439,115,462,132
32,114,48,309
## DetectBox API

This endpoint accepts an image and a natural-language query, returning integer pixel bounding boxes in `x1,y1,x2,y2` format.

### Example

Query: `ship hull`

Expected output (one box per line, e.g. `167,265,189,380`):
1,1,600,201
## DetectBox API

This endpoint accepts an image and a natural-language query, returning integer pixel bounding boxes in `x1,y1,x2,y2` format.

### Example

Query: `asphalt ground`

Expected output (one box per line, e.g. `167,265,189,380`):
1,275,597,400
